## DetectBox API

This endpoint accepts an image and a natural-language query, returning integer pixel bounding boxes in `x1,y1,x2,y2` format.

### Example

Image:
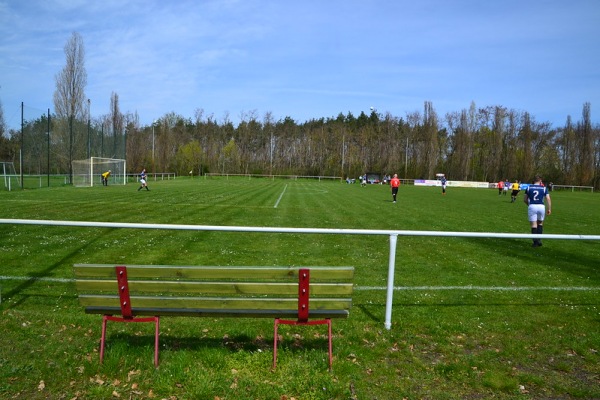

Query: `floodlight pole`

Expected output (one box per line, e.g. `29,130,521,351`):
405,137,408,179
47,109,50,187
341,133,345,178
20,102,24,189
101,122,104,158
124,126,128,161
152,123,155,164
87,99,91,158
152,120,156,179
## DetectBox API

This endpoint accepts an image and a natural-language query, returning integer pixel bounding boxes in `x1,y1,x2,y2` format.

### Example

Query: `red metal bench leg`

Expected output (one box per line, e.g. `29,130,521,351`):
327,319,333,371
99,315,161,367
100,315,108,364
272,318,280,370
273,318,334,370
99,267,162,367
154,316,160,367
273,269,337,370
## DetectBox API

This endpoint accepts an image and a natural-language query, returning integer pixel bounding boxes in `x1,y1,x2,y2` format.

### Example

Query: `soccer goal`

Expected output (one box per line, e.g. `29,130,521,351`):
0,161,19,191
72,157,127,187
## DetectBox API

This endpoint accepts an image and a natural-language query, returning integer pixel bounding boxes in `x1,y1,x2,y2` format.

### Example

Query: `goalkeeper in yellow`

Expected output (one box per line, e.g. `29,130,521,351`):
101,170,111,186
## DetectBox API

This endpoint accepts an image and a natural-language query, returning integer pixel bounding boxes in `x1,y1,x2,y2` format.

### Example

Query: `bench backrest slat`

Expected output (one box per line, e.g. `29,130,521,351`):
74,264,354,281
75,280,354,296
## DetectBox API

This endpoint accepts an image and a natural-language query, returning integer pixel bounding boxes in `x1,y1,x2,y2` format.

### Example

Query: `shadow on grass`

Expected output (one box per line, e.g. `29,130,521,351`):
467,237,600,285
355,298,600,325
1,228,118,308
355,294,600,326
98,331,330,358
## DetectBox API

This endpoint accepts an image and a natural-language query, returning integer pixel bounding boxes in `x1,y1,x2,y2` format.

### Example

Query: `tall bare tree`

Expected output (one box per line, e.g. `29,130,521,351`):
423,101,439,178
0,98,12,161
0,99,5,138
578,102,594,185
53,32,87,183
109,92,124,158
560,116,576,183
446,110,471,180
517,112,534,180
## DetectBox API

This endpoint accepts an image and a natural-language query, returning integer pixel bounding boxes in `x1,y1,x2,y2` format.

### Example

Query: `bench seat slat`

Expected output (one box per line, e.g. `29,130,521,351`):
74,264,354,281
75,280,354,296
84,306,349,319
78,294,352,312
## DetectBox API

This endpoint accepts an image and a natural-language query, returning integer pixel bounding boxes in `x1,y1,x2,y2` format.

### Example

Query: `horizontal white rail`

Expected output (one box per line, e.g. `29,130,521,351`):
1,219,599,240
1,218,599,330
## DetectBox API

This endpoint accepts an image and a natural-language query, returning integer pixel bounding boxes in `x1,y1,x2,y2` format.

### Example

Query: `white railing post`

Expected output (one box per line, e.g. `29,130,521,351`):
385,233,398,330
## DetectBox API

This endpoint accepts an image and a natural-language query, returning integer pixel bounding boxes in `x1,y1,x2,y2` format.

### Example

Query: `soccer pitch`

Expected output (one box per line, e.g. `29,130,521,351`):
1,177,599,399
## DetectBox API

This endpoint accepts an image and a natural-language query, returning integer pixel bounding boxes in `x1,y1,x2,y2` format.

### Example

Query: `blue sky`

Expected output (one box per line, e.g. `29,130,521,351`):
1,0,599,130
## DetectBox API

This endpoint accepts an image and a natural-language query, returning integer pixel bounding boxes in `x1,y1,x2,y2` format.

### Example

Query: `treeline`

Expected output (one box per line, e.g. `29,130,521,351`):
1,100,599,188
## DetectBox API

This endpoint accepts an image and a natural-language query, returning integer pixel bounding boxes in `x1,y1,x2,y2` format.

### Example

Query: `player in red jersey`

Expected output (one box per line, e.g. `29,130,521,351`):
390,174,400,203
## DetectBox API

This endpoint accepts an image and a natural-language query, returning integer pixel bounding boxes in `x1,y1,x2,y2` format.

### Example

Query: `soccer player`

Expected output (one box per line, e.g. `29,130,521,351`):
137,168,150,191
441,176,447,195
510,180,520,203
497,179,504,195
524,175,551,247
101,170,111,186
390,174,400,203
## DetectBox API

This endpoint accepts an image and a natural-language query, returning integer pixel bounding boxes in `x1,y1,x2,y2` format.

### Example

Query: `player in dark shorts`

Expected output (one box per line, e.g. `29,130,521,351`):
510,180,520,203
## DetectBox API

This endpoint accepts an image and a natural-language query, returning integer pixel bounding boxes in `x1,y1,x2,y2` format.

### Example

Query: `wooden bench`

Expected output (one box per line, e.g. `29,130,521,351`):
73,264,354,369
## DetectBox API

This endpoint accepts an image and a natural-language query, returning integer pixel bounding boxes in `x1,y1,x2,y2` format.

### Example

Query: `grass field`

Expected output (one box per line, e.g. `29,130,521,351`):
1,177,599,399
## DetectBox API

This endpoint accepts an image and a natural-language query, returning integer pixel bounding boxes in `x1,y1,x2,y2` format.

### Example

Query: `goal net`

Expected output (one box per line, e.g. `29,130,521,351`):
72,157,127,187
0,161,19,191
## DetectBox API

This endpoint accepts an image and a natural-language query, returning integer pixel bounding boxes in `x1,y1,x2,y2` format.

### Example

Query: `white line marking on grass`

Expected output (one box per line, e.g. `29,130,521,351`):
274,184,288,208
1,276,598,292
356,286,600,291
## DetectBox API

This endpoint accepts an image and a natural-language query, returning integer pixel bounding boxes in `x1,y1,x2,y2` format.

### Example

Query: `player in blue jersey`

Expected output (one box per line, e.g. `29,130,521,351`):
524,175,551,247
137,168,150,191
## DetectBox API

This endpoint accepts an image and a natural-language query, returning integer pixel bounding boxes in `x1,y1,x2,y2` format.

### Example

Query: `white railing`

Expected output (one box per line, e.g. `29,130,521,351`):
126,173,176,182
1,218,599,330
204,173,342,181
551,184,594,192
